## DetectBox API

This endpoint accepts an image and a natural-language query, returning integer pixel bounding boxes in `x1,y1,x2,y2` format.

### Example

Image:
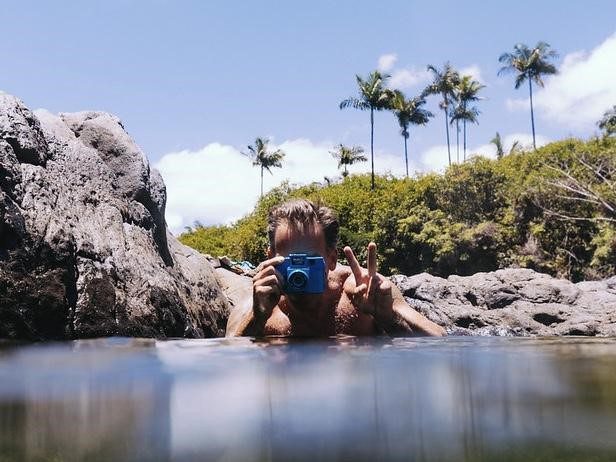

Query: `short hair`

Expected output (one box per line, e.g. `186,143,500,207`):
267,199,339,252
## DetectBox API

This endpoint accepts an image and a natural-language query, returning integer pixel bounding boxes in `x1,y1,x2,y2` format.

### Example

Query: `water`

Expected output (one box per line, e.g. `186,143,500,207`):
1,336,616,462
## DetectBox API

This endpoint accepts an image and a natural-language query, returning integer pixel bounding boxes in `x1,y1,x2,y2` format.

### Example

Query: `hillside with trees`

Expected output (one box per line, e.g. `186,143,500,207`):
180,136,616,282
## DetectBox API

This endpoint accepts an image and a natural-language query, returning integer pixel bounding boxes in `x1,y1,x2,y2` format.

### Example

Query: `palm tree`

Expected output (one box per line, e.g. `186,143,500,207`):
329,144,367,177
450,89,462,163
423,63,460,166
498,42,558,150
340,70,393,189
490,132,505,159
490,132,521,159
451,75,485,161
242,137,285,197
509,140,521,154
390,90,433,177
451,105,479,162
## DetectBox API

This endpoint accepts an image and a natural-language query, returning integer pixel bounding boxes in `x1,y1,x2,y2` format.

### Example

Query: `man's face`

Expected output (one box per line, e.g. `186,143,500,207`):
269,221,337,271
269,221,336,306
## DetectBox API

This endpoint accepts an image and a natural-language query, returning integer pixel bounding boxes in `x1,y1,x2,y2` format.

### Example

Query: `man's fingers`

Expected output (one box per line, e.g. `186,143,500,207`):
256,256,285,273
367,242,377,277
344,246,364,282
255,260,284,282
353,283,368,296
367,276,377,300
254,274,281,288
254,284,279,297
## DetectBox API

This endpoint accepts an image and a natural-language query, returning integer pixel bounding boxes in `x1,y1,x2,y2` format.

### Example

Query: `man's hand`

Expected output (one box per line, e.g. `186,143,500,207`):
343,242,395,327
252,256,285,322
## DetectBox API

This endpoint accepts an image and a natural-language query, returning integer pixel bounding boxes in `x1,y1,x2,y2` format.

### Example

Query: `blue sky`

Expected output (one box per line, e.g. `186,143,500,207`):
2,1,615,232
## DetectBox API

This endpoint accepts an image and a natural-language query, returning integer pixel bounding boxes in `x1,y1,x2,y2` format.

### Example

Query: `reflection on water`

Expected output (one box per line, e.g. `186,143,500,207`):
1,336,616,461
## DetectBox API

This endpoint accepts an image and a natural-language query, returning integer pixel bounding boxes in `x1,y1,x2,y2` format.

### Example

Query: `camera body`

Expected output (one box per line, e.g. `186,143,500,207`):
277,254,326,294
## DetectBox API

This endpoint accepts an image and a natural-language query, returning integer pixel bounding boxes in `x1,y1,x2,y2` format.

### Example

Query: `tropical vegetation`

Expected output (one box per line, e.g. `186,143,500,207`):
242,137,285,197
214,43,616,282
339,71,393,189
490,132,520,159
598,105,616,137
422,63,461,166
498,42,558,149
390,90,433,177
450,75,485,161
330,144,367,177
182,137,616,282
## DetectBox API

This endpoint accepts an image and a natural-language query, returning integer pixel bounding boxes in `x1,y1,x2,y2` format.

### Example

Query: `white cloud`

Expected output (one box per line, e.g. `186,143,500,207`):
389,67,431,90
505,97,529,111
376,53,432,90
459,64,484,84
155,143,256,232
419,145,451,172
378,53,397,72
156,139,417,233
505,33,616,130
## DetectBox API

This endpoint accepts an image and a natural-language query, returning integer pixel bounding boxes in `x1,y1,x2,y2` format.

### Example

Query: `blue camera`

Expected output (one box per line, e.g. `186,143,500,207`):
277,254,326,294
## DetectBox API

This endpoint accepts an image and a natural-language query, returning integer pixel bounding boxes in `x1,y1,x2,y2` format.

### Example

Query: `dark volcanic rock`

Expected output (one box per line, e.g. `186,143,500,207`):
0,92,229,340
391,269,616,337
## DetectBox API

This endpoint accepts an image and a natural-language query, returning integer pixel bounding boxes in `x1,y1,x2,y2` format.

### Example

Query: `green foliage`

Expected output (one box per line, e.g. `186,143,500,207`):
181,137,616,282
598,105,616,137
590,224,616,276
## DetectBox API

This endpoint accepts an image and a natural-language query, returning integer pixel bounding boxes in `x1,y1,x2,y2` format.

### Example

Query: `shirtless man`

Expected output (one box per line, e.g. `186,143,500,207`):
226,199,445,337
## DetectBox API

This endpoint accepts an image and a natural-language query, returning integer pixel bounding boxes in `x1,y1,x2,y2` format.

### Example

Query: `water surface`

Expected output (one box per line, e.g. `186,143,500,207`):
1,336,616,461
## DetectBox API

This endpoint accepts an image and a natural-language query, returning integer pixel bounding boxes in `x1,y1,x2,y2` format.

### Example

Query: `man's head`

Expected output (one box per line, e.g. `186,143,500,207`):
267,199,339,271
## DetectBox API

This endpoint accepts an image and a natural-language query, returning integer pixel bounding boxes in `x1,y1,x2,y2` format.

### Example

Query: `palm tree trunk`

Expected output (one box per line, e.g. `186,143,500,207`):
444,101,451,166
456,119,460,163
404,135,409,177
370,107,375,190
529,78,536,150
463,119,467,161
260,166,264,198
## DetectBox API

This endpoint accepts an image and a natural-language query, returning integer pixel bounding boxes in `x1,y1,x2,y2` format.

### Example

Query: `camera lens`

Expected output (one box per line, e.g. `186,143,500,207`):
287,270,308,290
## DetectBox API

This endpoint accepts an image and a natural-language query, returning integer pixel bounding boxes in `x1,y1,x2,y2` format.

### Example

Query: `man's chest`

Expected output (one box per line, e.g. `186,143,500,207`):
264,305,375,337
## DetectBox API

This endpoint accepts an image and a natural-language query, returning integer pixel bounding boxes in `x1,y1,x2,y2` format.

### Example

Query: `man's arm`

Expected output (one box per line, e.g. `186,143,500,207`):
225,255,285,337
225,297,268,337
342,243,445,337
376,284,445,337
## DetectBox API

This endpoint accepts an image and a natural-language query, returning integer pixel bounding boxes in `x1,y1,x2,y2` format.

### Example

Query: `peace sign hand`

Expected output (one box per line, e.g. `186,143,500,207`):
343,242,394,323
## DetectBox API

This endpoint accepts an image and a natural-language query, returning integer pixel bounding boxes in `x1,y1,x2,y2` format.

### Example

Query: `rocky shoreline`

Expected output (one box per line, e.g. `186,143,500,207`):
1,92,615,340
392,269,616,336
1,93,228,340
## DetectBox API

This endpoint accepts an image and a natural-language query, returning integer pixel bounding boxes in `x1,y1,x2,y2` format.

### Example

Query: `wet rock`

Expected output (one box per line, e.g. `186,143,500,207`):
391,268,616,337
0,94,229,340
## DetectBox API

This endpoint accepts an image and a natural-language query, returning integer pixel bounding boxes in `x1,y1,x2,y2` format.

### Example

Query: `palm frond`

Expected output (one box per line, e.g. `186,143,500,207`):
514,73,527,89
499,41,558,89
490,132,504,158
330,144,367,170
245,137,285,174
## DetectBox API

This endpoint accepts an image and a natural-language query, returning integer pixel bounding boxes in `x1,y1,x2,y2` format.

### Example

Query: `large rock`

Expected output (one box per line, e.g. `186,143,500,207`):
391,269,616,336
0,93,229,340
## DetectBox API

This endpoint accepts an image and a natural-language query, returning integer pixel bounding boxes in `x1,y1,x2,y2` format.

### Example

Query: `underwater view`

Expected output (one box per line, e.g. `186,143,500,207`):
2,336,616,461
